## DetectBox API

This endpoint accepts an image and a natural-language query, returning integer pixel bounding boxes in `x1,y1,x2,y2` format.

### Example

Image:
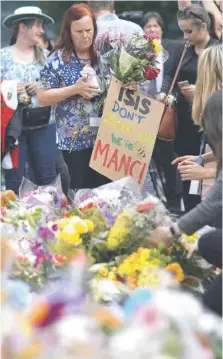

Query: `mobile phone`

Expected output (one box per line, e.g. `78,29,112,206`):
177,80,189,89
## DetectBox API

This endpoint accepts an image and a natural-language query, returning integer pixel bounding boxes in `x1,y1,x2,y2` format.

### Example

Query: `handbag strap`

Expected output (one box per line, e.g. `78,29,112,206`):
167,42,190,96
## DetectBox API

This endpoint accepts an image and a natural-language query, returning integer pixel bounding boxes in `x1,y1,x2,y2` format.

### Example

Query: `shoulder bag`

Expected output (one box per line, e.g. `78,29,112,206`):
157,42,190,141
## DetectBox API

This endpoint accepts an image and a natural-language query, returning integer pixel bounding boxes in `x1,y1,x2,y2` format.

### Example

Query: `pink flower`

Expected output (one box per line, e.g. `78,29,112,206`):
144,33,160,40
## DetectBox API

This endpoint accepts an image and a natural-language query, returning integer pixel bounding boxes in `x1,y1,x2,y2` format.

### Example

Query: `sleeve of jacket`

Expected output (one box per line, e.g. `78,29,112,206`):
160,40,184,94
177,170,222,235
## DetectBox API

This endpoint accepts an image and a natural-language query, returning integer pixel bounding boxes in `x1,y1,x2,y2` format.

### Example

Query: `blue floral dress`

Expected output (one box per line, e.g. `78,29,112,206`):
39,49,102,152
0,46,55,128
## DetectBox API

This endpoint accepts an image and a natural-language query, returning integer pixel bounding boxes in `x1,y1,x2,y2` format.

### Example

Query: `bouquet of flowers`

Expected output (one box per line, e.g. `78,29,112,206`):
97,32,169,86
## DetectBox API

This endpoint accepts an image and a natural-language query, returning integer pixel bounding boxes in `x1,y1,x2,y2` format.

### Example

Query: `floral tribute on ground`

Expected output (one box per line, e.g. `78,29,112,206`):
0,177,221,358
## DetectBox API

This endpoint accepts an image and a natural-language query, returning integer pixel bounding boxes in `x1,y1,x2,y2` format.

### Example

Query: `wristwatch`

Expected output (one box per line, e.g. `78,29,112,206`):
195,155,204,166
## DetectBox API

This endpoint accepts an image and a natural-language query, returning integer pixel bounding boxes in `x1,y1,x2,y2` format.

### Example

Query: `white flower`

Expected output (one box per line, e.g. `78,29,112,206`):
52,59,60,70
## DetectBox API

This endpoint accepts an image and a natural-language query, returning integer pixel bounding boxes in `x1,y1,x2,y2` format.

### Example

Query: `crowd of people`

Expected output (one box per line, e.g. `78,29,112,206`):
1,1,222,315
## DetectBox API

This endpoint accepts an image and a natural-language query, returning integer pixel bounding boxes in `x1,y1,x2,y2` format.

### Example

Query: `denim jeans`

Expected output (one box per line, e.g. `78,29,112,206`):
4,123,57,194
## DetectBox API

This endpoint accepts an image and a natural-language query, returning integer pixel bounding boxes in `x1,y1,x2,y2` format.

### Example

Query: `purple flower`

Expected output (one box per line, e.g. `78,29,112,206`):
31,242,53,268
52,224,58,232
38,226,55,240
31,243,44,268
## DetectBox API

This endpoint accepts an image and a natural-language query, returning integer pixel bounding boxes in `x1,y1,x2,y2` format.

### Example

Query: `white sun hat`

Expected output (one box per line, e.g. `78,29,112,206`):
2,6,54,28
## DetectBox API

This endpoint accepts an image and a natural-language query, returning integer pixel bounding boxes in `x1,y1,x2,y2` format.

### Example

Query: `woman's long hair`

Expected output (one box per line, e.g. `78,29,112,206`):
201,91,222,175
9,18,46,65
10,19,36,45
192,44,222,125
51,3,97,66
177,5,219,40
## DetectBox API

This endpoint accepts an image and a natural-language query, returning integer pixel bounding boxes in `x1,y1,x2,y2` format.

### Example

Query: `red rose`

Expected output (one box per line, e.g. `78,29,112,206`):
144,66,160,80
144,33,160,40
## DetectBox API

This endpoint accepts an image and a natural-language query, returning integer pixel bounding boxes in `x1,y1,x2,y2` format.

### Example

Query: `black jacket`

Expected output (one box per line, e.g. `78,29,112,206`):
161,38,219,155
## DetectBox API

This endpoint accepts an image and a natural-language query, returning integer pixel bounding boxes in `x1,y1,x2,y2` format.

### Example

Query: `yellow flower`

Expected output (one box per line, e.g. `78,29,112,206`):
107,271,116,281
152,39,162,54
118,259,135,276
166,262,184,282
107,211,132,250
85,219,94,232
137,247,151,264
56,228,82,246
99,266,109,277
56,218,69,230
112,266,118,273
181,232,199,243
137,267,160,288
73,221,88,234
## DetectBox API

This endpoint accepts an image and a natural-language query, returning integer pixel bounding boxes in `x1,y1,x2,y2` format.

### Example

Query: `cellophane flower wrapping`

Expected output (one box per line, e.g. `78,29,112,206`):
96,32,169,87
19,175,64,208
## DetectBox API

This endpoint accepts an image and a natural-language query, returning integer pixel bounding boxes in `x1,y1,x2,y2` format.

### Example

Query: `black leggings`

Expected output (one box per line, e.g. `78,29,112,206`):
56,149,70,195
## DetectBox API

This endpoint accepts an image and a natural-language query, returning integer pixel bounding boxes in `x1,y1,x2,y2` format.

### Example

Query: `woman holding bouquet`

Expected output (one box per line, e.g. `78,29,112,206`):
158,5,219,212
37,4,109,189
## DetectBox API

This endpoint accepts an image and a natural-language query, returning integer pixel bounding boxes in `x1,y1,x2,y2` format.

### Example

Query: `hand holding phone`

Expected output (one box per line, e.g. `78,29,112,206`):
177,80,190,89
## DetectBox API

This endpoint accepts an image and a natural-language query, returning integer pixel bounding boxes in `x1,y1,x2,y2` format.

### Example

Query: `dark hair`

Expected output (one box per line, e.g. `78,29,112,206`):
51,3,97,66
141,12,164,30
9,18,36,45
88,1,114,13
177,5,219,40
201,91,222,174
41,32,53,51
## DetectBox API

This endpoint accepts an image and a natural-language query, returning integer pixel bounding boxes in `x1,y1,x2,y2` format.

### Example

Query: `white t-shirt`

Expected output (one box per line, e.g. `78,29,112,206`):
96,13,143,41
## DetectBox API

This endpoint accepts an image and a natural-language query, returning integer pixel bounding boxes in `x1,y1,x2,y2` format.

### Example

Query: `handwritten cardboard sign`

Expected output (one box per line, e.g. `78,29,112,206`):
90,77,165,187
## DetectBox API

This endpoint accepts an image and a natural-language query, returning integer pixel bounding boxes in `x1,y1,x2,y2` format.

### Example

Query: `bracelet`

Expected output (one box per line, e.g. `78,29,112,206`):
169,224,181,238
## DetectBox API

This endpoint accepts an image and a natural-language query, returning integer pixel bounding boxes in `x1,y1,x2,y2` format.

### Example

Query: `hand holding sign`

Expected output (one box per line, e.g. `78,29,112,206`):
90,77,165,187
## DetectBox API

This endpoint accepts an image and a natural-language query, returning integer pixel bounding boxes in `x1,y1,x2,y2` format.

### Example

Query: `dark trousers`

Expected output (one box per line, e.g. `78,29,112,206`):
56,149,70,195
198,229,222,316
152,139,182,210
4,124,57,194
62,148,111,190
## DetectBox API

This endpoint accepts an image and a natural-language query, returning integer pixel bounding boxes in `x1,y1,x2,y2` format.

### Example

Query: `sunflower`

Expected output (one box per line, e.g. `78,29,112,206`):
166,262,184,282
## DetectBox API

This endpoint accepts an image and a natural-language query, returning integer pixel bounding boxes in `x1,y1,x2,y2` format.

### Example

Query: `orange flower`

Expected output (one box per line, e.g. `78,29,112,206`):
95,308,123,329
27,299,49,327
127,275,137,289
166,262,184,282
64,212,71,218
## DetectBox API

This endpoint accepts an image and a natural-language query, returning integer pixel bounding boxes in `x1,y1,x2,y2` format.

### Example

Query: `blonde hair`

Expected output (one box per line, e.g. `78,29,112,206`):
192,44,222,125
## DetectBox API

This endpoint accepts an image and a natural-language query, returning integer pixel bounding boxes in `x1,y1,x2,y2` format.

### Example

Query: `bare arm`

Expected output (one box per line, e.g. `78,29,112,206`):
178,0,192,9
202,151,216,164
37,76,100,106
37,85,78,106
202,0,222,23
202,167,217,179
